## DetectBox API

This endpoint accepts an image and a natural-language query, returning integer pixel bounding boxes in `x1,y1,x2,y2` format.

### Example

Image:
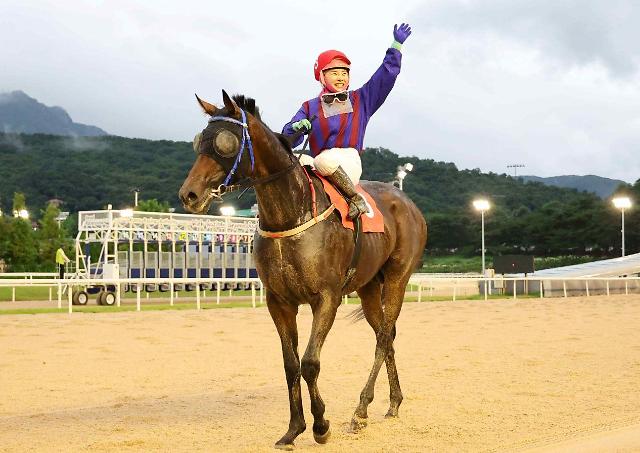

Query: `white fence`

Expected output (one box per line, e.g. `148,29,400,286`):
0,276,264,313
408,275,640,301
2,274,639,314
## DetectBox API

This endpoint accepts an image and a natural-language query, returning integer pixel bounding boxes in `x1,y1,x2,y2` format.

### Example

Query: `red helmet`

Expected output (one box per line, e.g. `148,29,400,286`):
314,50,351,81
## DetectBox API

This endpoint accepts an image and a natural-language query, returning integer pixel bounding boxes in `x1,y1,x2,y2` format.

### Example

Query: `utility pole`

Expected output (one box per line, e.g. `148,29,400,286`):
132,188,140,208
507,164,525,177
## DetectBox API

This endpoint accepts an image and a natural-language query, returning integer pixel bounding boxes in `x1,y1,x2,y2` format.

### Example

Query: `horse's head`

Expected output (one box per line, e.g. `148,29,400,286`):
179,90,259,214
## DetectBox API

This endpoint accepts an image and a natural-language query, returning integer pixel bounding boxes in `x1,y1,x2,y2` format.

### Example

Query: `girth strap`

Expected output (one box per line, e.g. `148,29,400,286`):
342,216,362,290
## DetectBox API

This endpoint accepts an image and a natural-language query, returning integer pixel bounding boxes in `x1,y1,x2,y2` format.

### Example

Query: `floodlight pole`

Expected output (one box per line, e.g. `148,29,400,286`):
480,210,486,275
612,197,631,257
621,208,626,257
473,199,490,275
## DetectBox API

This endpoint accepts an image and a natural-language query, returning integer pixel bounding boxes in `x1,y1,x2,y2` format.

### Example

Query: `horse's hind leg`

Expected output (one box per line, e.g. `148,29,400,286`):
355,281,403,419
351,280,383,429
384,323,402,418
351,279,406,431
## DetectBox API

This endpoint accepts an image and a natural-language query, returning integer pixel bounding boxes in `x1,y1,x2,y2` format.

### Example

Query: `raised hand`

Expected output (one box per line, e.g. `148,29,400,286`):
393,23,412,44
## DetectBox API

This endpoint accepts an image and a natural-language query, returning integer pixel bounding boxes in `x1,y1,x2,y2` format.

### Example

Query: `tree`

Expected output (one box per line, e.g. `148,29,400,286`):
135,198,171,213
0,216,11,266
12,191,26,216
7,217,38,271
37,202,69,270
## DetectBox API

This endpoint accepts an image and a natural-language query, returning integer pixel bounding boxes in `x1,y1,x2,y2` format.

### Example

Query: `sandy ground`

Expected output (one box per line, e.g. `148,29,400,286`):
1,295,640,452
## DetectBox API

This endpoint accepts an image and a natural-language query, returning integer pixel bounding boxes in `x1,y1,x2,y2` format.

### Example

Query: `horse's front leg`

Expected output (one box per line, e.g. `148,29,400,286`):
301,296,340,444
267,292,306,450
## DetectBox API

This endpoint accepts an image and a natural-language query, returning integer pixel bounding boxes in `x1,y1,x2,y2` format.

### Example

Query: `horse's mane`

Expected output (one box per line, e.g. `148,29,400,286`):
232,93,294,152
231,94,260,120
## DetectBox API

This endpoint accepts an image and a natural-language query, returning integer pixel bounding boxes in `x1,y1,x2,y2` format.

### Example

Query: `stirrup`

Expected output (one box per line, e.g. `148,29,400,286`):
347,194,368,220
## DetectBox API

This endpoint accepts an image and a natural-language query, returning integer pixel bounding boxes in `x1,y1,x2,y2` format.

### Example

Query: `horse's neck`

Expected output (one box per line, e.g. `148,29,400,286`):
253,135,321,232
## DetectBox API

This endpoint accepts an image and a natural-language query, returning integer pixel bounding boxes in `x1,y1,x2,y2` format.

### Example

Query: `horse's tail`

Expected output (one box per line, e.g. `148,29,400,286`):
347,306,366,323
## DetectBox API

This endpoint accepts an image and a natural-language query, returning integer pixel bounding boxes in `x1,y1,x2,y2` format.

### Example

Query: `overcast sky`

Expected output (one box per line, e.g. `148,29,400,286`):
1,0,639,182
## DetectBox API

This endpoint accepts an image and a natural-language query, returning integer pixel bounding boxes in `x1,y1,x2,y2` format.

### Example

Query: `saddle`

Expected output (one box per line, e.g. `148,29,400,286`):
312,171,385,233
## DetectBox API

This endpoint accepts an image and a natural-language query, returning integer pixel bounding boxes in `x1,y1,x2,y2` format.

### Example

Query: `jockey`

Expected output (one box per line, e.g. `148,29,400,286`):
282,23,412,219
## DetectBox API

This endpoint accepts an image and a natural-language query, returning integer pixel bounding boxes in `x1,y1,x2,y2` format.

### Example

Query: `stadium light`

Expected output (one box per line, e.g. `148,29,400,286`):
473,199,491,275
396,163,413,191
15,209,29,219
220,205,236,216
55,211,69,228
612,196,632,257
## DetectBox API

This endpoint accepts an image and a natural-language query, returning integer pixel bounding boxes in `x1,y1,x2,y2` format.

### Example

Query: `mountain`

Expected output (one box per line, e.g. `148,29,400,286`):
519,175,627,199
0,90,108,136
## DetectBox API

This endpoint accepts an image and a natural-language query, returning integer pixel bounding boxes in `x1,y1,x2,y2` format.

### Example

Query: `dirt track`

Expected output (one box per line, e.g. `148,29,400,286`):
2,296,640,452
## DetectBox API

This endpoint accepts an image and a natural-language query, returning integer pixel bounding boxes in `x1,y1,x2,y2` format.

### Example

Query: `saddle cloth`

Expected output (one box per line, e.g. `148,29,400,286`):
316,173,385,233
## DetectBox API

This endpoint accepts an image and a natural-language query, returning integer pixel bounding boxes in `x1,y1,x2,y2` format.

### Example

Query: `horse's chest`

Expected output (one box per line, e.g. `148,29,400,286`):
253,240,326,294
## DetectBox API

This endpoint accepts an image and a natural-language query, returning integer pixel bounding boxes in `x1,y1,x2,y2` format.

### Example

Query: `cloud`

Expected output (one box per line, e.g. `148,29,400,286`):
62,136,109,152
413,0,640,76
0,132,25,151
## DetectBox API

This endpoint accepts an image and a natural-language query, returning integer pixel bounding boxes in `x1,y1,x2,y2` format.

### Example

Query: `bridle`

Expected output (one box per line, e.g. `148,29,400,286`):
202,108,299,199
202,108,336,240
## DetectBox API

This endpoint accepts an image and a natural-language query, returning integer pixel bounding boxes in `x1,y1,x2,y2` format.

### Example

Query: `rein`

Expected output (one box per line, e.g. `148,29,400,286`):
207,109,334,238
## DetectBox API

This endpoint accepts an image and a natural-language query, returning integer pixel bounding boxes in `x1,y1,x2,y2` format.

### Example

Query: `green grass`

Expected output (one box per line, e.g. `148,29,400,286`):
0,286,54,301
421,255,601,273
420,255,484,273
0,286,257,302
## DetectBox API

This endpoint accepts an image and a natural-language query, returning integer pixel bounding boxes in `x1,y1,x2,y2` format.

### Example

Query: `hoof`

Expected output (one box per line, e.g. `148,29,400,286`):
385,408,399,418
313,421,331,444
349,415,368,433
274,442,295,451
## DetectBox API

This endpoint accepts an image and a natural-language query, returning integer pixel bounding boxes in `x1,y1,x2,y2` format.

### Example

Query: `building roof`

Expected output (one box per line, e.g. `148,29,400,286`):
532,253,640,278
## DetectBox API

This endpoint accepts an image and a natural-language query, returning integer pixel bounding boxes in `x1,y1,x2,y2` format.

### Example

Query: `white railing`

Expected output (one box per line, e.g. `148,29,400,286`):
0,277,264,312
407,275,640,302
2,274,639,314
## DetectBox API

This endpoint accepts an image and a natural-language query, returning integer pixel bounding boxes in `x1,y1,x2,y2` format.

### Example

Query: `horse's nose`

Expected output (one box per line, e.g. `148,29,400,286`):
178,187,199,206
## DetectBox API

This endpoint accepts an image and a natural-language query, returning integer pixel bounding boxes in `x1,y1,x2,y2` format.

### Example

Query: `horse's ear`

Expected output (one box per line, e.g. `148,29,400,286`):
222,89,240,114
195,94,218,116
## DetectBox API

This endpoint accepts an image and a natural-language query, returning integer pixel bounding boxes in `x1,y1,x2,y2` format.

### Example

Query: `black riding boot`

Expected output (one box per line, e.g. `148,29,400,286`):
326,166,368,219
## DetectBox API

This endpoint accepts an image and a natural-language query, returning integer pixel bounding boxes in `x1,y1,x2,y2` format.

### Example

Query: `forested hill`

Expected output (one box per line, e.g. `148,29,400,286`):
1,132,638,255
0,133,189,213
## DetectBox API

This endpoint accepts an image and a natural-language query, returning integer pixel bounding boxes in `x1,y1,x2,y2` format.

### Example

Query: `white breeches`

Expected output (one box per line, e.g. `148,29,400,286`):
295,147,362,185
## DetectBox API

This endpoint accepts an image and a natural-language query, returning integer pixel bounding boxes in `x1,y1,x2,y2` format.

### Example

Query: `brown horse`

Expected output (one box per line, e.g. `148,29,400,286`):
179,91,427,450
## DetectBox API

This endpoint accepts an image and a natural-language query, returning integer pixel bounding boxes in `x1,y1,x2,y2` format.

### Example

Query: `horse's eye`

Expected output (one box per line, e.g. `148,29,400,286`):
193,132,202,153
215,130,239,157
